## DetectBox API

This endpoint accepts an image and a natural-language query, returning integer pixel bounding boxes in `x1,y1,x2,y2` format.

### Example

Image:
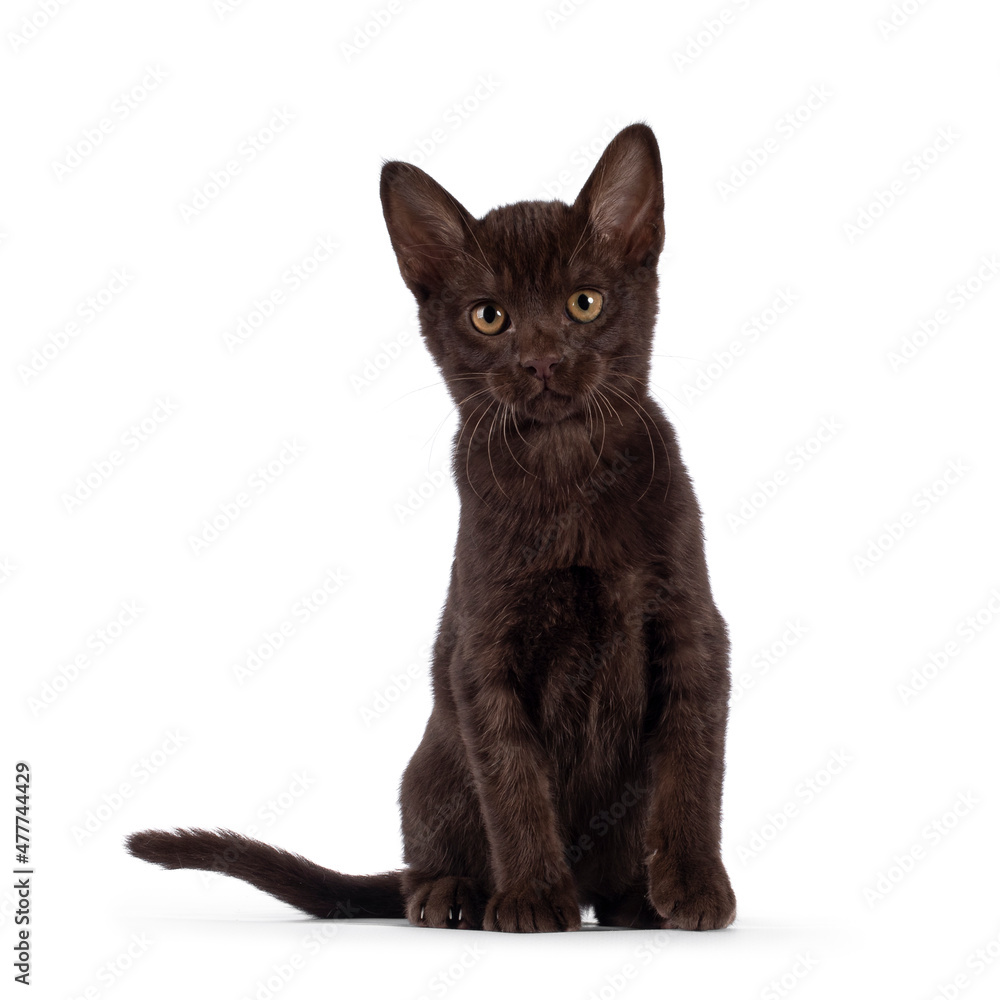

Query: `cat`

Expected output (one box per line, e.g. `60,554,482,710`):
127,122,737,932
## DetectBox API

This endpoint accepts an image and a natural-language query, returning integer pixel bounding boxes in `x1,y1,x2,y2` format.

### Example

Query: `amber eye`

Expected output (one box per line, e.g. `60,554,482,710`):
566,289,604,323
470,301,509,335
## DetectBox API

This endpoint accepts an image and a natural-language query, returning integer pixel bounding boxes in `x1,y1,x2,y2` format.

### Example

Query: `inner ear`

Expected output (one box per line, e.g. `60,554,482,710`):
573,123,664,265
380,161,476,300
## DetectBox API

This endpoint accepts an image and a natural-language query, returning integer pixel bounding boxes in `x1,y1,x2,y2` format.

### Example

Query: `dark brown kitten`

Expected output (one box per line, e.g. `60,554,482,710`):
127,123,736,933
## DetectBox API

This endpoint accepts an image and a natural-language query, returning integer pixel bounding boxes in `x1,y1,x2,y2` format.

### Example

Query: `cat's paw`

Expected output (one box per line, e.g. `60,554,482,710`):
647,851,736,930
406,876,486,930
484,878,581,933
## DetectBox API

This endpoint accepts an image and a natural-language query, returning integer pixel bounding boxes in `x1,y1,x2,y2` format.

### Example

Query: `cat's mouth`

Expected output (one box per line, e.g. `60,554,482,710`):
520,383,576,420
482,372,581,424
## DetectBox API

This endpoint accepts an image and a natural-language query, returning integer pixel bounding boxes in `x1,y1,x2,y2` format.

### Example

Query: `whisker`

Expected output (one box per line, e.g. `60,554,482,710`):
610,352,705,364
384,372,498,410
607,370,685,423
510,404,534,450
592,385,623,427
585,391,608,477
486,404,509,499
601,380,672,502
501,404,537,479
600,381,657,502
464,397,499,510
426,387,493,471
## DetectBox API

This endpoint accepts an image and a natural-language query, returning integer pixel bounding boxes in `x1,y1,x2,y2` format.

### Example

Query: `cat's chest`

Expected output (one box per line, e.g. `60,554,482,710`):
513,486,645,574
496,564,650,702
525,565,650,758
462,418,655,572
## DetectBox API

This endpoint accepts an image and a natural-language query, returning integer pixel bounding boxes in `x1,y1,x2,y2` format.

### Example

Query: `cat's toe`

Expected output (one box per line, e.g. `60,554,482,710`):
484,879,581,933
406,877,485,929
648,853,736,930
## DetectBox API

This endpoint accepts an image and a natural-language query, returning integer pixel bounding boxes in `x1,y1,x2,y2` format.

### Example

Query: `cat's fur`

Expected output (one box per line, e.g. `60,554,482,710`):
127,123,736,932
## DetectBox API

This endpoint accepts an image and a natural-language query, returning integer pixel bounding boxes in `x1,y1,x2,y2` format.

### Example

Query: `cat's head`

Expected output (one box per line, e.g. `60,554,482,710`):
380,124,664,427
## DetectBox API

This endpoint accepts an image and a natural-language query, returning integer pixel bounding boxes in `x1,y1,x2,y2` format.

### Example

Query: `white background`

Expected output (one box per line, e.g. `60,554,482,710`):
4,0,1000,997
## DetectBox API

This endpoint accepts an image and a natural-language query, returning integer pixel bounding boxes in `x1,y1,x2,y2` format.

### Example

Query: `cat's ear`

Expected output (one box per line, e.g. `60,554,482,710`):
573,123,664,265
380,161,476,300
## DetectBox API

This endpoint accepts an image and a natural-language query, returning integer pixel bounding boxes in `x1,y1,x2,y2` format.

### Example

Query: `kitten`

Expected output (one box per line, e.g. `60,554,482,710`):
127,123,737,932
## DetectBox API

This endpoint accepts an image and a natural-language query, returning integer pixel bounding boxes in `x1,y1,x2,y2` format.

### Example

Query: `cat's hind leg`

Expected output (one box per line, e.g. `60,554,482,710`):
399,717,492,929
403,874,487,929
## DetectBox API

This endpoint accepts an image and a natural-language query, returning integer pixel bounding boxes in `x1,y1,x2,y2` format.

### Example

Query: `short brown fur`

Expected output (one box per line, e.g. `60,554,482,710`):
127,124,736,933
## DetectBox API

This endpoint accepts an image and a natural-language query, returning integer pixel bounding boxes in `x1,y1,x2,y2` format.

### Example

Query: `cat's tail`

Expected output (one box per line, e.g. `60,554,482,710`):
125,827,405,919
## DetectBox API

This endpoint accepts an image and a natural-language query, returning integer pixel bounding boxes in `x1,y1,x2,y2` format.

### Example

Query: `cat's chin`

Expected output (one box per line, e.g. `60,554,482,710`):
519,388,579,424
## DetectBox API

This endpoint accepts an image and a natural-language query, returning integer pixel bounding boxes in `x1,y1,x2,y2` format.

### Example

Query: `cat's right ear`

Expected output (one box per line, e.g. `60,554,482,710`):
573,123,664,267
380,162,475,301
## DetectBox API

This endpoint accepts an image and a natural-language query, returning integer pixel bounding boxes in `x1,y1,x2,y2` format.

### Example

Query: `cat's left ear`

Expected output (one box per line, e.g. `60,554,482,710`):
573,123,664,265
380,161,476,301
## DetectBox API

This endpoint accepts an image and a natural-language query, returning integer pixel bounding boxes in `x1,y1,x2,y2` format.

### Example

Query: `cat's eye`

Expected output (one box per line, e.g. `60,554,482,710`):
566,289,604,323
470,301,509,335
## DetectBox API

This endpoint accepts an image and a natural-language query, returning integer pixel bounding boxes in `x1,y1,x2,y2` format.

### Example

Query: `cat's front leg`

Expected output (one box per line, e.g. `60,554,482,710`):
451,656,581,933
644,599,736,930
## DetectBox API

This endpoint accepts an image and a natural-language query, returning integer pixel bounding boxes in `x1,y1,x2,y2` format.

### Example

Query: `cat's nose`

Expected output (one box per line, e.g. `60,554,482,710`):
522,355,562,381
